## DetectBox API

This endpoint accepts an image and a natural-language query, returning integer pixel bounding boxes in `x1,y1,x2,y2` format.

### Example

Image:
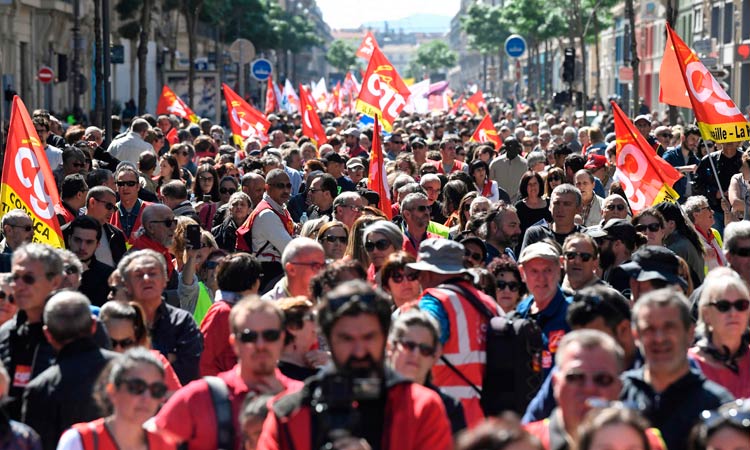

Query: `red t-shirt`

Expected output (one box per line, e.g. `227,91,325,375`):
155,366,301,450
199,300,236,376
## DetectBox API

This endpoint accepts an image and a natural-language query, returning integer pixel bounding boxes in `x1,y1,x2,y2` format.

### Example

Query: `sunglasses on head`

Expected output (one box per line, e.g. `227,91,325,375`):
238,328,282,344
731,247,750,257
709,299,750,313
322,234,348,244
564,251,594,262
117,377,168,399
365,239,391,252
496,280,520,292
0,292,14,303
635,223,661,232
220,187,236,195
391,270,419,283
606,204,626,211
111,337,135,349
563,370,617,388
397,339,436,357
116,180,138,188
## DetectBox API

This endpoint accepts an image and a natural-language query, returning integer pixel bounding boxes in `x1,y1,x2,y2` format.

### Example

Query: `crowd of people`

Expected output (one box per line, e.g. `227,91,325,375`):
0,103,747,450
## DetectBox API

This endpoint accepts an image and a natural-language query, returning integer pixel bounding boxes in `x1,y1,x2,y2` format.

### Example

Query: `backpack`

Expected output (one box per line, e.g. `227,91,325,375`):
439,284,544,417
205,376,235,450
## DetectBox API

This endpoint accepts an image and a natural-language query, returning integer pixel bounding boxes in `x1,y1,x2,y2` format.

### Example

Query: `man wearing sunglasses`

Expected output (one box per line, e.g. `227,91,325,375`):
561,233,603,292
306,174,337,221
263,237,325,302
622,289,734,450
22,291,117,450
0,210,34,273
83,186,127,267
110,165,152,240
589,219,643,296
401,193,441,258
258,281,452,450
53,146,88,192
54,174,88,227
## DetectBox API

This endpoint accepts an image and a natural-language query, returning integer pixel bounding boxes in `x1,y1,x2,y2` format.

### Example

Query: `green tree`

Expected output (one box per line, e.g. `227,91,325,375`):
115,0,154,113
460,3,511,93
414,40,457,76
326,39,357,73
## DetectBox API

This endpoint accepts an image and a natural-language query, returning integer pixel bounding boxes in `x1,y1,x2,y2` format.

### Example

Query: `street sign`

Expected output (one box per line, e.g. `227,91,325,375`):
504,34,527,58
250,58,272,81
229,39,255,64
37,66,54,84
693,38,713,55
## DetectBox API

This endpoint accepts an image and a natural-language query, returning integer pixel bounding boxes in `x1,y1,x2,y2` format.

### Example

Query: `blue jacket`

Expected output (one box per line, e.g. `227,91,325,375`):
516,288,572,378
662,146,698,199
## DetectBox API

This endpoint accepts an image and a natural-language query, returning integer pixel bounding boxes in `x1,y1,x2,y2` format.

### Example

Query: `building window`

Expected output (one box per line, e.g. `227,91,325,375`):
724,2,734,44
711,6,721,40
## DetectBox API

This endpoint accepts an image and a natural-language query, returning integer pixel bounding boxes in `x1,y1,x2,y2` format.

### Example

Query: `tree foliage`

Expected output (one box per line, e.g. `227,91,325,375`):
326,39,357,72
460,3,511,54
415,40,457,73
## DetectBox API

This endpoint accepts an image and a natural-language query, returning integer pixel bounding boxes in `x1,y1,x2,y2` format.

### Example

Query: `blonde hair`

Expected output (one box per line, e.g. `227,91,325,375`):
698,267,750,333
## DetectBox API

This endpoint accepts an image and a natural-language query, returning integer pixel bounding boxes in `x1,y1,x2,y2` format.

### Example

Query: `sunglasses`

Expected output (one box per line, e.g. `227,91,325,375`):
709,299,750,313
64,265,80,275
8,224,33,232
238,328,282,344
117,377,168,399
341,204,362,212
111,337,136,349
410,205,429,213
11,273,41,285
365,239,391,252
659,134,673,138
271,182,292,190
72,162,85,168
548,175,562,182
150,219,177,227
116,180,138,187
0,292,14,303
635,223,661,232
322,235,348,244
563,370,617,388
496,280,520,292
198,176,214,182
391,270,419,283
219,187,236,195
290,261,325,271
93,198,116,211
732,247,750,257
465,250,483,262
564,251,594,262
605,204,626,211
397,340,436,357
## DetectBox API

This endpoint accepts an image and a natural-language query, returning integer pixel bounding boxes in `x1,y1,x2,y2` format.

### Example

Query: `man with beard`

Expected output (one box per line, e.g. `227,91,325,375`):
663,125,701,201
479,203,522,263
157,297,300,449
258,281,452,450
65,216,115,306
589,219,645,296
130,204,178,288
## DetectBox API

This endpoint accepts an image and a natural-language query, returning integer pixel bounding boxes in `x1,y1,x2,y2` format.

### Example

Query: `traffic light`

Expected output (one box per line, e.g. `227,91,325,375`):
562,48,575,83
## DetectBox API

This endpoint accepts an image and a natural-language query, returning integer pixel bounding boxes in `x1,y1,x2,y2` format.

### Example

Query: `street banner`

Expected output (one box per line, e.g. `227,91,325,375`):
222,83,270,146
282,79,300,113
0,96,65,248
264,78,278,114
612,100,682,213
367,115,392,219
156,85,199,123
470,115,502,149
356,31,379,60
465,91,487,115
664,24,749,143
355,46,411,132
299,84,327,146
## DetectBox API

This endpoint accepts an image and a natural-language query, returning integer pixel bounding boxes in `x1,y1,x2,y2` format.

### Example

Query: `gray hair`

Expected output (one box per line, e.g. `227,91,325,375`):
724,220,750,253
419,174,441,186
281,237,324,267
43,291,93,343
697,267,750,332
555,329,625,372
401,193,428,211
563,126,578,140
469,197,492,216
299,217,330,239
333,192,362,213
683,195,710,223
363,221,403,250
392,175,416,194
12,243,63,279
1,209,31,228
388,309,440,348
117,249,167,282
526,151,546,169
632,288,693,332
58,249,83,276
397,182,424,197
227,191,251,208
552,183,583,207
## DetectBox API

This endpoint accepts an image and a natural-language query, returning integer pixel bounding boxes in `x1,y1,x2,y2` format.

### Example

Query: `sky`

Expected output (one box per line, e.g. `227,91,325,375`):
317,0,461,30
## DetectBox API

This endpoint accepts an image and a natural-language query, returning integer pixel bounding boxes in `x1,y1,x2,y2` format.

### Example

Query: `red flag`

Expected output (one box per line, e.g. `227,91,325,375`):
664,24,749,142
356,31,379,60
659,31,692,109
355,46,411,132
156,85,199,123
264,78,278,114
465,91,487,115
330,81,342,115
166,127,179,146
612,101,682,213
0,96,65,247
222,83,270,146
470,115,502,149
367,115,392,219
299,84,327,146
450,94,464,114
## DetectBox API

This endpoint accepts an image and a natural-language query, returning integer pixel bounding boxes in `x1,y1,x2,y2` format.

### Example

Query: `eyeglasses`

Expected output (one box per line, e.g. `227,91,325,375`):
117,378,168,399
465,250,483,262
0,292,14,304
605,204,626,211
11,273,42,285
116,180,138,188
548,175,562,182
93,198,116,211
290,261,325,272
563,370,617,388
732,247,750,257
150,218,177,227
391,140,403,145
391,270,419,283
198,175,214,182
238,328,282,344
341,204,362,212
64,265,80,275
564,251,594,262
496,280,520,292
635,223,661,233
397,340,436,357
219,187,236,195
111,337,136,349
409,205,430,213
270,182,292,190
365,239,392,252
322,235,348,244
7,224,33,232
709,299,750,313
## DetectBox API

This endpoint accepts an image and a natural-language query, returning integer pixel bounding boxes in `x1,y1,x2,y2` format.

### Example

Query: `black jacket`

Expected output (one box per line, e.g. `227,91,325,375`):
150,302,203,385
212,216,239,252
21,337,117,450
61,222,127,267
620,367,734,450
80,258,115,306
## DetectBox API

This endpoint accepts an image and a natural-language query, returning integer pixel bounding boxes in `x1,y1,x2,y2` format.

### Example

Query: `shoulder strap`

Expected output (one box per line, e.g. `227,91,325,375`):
205,376,235,450
439,354,482,396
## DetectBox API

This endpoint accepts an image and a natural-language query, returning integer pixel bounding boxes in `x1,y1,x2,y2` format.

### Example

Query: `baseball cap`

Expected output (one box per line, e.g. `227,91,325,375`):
344,127,361,138
347,157,364,170
518,242,560,264
620,246,687,288
268,114,279,121
584,154,608,171
634,114,652,125
588,219,636,242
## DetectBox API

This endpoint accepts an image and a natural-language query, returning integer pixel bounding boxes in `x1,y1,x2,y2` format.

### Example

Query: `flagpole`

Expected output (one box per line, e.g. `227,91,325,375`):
703,139,727,204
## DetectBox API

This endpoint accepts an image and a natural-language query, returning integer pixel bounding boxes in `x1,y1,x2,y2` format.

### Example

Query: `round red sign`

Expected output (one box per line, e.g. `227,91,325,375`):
37,67,54,84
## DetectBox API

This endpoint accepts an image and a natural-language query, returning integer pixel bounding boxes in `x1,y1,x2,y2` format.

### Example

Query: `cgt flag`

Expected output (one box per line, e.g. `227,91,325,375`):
299,84,327,146
470,115,501,149
356,31,379,60
465,91,487,115
367,115,392,219
222,83,270,146
156,85,199,123
355,46,411,132
612,100,682,213
663,24,749,143
0,96,65,248
264,78,278,114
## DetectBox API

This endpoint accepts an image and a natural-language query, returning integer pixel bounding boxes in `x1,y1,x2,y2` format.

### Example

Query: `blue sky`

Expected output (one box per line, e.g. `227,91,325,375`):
317,0,460,30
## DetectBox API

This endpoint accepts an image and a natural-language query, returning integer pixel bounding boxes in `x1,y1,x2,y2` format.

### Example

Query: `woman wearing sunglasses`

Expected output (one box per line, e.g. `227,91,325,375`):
362,221,403,285
631,207,667,247
543,167,565,200
488,257,527,313
277,297,328,382
0,274,17,326
689,399,750,450
317,221,348,261
387,310,467,435
689,267,750,399
57,348,176,450
381,252,422,311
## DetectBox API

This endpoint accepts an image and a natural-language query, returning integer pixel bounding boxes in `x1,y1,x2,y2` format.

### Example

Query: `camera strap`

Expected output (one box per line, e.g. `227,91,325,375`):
204,376,234,450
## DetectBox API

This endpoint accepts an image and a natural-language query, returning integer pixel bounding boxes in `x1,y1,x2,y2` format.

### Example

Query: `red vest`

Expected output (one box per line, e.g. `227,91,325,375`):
235,199,294,254
72,418,175,450
425,280,499,427
481,179,493,198
110,200,151,241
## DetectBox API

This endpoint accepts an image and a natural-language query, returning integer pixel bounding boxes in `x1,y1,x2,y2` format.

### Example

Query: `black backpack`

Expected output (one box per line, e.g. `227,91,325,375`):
439,284,544,417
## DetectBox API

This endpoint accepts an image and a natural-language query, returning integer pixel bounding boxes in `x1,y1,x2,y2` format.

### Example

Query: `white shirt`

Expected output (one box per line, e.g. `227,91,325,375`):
251,194,293,261
106,131,155,164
